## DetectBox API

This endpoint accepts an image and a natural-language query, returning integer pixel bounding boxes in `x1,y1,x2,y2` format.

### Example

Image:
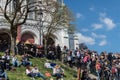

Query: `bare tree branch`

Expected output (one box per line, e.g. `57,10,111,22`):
0,6,3,12
3,0,38,54
4,0,12,23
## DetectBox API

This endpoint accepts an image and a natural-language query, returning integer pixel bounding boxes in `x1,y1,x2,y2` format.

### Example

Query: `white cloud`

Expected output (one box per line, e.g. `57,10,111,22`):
91,32,98,38
92,24,103,30
76,13,82,18
76,33,95,45
99,12,106,17
91,32,106,39
100,35,106,38
81,28,89,32
99,12,116,30
91,32,107,46
89,6,95,11
102,18,116,30
99,40,107,46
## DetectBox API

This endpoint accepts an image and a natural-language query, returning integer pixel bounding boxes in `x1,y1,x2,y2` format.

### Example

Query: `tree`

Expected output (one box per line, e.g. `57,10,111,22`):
36,0,75,52
0,0,37,54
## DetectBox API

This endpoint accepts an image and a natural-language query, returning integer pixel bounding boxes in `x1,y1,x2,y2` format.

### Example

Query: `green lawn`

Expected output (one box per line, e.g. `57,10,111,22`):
6,56,77,80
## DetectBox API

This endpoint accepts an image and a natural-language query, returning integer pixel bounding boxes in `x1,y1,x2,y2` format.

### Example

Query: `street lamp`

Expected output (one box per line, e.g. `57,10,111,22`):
37,8,43,45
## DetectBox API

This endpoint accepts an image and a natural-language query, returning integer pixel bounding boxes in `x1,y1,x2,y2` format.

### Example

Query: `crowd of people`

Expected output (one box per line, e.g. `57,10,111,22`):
60,46,120,80
39,43,120,80
0,41,66,80
0,41,120,80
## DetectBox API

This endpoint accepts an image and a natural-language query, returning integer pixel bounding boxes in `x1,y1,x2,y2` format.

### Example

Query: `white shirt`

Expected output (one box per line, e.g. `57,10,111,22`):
26,69,32,75
32,68,39,73
44,62,52,68
77,51,80,58
12,56,17,62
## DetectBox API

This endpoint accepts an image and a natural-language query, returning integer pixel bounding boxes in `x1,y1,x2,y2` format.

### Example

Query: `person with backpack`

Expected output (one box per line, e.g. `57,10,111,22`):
111,65,118,80
104,67,110,80
95,61,101,80
81,68,90,80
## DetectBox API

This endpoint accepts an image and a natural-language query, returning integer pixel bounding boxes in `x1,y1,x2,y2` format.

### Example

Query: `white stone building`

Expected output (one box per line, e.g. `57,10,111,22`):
0,0,79,51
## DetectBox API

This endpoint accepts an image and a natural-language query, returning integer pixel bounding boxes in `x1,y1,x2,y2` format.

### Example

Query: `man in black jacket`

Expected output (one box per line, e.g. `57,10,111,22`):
56,44,61,61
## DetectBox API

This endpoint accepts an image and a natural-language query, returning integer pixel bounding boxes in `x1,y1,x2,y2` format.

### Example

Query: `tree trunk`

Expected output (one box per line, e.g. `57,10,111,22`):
44,39,47,55
11,36,16,54
9,25,17,55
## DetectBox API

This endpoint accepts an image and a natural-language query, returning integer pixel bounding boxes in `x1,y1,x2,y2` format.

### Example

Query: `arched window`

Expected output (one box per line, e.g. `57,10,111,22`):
0,32,11,52
21,32,35,44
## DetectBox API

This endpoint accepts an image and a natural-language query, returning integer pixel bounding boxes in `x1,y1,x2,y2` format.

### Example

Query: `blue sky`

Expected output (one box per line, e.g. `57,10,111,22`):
64,0,120,53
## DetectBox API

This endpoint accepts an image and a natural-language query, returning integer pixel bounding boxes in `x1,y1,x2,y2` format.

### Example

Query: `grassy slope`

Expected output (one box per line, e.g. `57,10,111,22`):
6,56,77,80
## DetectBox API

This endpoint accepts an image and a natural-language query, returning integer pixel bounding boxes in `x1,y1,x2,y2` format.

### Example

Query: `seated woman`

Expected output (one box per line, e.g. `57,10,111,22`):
52,65,64,80
21,54,32,66
12,55,20,67
32,65,46,80
26,66,35,80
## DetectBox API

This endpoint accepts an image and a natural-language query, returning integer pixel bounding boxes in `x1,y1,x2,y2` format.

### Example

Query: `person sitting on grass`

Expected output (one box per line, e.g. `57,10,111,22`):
52,65,64,80
21,54,32,66
32,65,46,80
12,55,20,67
44,61,56,69
26,66,35,80
0,64,8,80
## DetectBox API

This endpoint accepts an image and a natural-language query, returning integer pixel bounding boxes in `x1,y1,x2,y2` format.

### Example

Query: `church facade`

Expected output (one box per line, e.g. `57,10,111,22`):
0,0,79,51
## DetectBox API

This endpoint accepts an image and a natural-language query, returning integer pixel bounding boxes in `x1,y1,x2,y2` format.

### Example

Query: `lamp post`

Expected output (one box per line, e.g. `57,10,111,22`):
38,8,43,45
